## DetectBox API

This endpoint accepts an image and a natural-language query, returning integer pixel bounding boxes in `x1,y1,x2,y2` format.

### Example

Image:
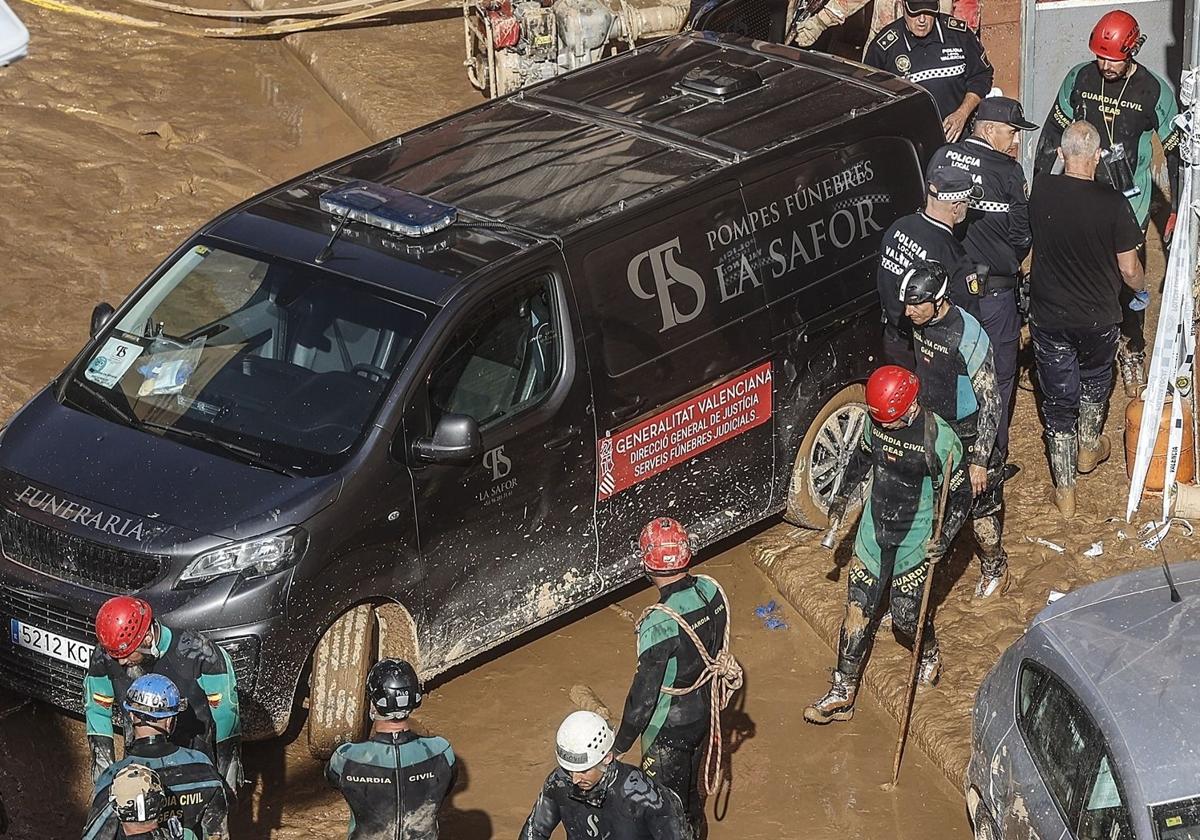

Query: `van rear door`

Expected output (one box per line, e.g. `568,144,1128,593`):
572,182,775,581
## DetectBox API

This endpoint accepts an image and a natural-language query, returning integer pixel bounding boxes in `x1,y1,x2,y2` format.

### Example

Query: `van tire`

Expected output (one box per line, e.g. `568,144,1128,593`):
306,604,376,760
785,384,868,529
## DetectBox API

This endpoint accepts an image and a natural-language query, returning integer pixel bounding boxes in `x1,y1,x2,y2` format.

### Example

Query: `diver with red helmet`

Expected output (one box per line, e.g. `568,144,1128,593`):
1034,9,1184,396
85,596,241,792
804,365,971,725
613,518,738,837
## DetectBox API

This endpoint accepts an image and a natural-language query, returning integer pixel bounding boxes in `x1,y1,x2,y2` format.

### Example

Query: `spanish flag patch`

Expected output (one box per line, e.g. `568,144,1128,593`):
207,693,222,708
93,693,114,709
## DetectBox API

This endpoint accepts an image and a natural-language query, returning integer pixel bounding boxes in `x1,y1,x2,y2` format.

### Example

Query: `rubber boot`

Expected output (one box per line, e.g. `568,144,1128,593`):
803,670,858,724
1047,432,1078,518
1077,400,1111,474
1117,346,1145,399
973,515,1010,599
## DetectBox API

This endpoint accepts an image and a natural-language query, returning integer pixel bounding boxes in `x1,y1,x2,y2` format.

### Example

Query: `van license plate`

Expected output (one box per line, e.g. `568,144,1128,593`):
9,619,93,667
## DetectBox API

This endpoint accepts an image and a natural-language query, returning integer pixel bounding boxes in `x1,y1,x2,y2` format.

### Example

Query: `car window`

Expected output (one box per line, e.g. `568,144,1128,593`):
428,276,560,427
1078,753,1133,840
1017,660,1132,839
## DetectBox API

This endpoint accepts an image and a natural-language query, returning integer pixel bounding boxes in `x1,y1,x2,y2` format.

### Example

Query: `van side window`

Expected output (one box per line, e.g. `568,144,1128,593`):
1016,660,1133,839
427,276,560,427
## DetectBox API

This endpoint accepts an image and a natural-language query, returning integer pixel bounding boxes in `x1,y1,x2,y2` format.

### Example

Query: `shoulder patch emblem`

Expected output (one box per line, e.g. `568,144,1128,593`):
895,54,911,73
946,15,967,30
878,29,898,50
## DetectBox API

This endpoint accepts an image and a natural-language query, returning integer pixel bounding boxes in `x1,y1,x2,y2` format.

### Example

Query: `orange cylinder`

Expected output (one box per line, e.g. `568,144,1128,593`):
1125,392,1196,490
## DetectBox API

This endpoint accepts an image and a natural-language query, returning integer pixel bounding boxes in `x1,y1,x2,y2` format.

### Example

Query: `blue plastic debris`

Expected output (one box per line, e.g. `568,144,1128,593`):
763,617,788,630
753,601,778,618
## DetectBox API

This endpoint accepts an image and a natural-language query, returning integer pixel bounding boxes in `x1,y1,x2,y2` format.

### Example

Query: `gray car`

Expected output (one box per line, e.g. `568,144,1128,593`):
967,561,1200,840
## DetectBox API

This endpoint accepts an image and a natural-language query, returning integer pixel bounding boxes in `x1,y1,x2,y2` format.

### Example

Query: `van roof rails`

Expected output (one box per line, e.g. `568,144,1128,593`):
676,59,764,100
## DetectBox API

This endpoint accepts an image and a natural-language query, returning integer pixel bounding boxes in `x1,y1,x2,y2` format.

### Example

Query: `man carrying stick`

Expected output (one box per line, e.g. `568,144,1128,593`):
804,365,972,724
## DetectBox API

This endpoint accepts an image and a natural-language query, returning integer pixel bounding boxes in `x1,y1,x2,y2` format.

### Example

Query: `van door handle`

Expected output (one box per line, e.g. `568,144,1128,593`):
610,398,645,422
544,425,582,451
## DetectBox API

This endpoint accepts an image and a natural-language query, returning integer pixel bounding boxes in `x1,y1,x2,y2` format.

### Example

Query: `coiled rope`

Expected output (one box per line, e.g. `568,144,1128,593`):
635,574,743,796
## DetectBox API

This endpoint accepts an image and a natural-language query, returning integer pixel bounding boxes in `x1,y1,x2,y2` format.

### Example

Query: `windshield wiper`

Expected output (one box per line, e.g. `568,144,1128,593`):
66,379,141,429
140,420,298,478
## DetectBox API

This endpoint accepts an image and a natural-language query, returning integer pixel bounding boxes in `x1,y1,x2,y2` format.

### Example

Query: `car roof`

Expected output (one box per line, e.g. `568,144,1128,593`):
210,32,925,304
1030,560,1200,804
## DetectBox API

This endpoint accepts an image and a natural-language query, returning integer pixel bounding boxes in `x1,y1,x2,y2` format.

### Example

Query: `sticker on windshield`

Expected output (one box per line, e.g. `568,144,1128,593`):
84,338,144,389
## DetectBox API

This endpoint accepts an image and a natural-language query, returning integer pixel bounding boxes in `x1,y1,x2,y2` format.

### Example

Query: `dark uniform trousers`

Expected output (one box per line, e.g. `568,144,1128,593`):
1030,324,1121,435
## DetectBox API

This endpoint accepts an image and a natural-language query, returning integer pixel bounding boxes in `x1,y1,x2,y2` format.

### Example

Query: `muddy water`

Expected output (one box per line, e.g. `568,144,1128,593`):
0,541,970,839
0,5,371,420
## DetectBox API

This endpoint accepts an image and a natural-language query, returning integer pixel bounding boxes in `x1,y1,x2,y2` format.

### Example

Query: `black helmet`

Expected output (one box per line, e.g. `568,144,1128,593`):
899,260,949,305
110,764,168,823
367,658,422,719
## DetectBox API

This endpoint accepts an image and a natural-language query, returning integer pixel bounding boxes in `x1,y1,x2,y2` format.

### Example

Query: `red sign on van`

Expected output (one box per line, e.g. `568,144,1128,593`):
596,362,773,501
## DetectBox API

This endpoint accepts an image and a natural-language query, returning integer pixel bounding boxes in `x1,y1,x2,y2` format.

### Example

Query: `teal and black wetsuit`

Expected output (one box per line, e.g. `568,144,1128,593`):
614,575,726,828
84,626,241,786
914,302,1008,576
831,409,971,678
326,729,457,840
83,737,228,840
1035,60,1181,227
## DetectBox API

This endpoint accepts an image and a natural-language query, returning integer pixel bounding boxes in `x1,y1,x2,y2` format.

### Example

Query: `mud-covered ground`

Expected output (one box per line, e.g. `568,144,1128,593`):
0,6,975,840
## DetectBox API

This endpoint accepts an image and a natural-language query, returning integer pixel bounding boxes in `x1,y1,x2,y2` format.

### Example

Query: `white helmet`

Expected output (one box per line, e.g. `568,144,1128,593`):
555,711,615,772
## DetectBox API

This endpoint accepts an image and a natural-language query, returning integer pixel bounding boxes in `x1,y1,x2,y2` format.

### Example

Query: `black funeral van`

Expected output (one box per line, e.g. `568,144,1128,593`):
0,32,943,756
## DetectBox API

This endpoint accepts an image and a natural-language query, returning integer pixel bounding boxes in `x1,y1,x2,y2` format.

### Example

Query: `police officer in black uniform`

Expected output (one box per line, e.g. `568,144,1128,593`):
877,166,984,368
864,0,994,141
928,96,1037,463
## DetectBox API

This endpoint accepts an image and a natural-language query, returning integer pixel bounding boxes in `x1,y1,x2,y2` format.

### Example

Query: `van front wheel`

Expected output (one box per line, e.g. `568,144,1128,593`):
306,604,376,760
785,384,868,529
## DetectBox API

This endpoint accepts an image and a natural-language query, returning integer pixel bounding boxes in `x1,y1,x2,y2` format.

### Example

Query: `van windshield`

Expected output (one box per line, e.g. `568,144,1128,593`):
62,242,426,475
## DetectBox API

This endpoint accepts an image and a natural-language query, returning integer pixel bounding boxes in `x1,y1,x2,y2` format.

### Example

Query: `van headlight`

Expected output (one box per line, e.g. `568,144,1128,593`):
179,527,307,584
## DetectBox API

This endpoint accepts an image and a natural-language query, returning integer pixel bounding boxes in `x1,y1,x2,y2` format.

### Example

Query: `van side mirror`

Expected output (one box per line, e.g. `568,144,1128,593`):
90,302,115,338
411,413,483,467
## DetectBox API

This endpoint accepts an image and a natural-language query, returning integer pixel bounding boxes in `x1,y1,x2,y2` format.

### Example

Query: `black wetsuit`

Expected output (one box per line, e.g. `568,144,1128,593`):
913,303,1007,577
520,761,688,840
326,729,457,840
830,410,971,679
614,575,725,831
83,737,228,840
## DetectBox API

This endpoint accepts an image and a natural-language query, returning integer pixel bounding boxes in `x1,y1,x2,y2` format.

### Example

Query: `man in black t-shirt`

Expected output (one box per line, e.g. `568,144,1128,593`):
876,166,984,367
1029,121,1145,518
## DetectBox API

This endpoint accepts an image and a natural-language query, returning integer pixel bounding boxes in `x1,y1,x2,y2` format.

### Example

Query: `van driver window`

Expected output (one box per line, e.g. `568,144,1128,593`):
428,277,560,427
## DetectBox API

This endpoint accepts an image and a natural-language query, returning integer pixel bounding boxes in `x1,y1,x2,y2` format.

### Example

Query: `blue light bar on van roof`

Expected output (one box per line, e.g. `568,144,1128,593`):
318,180,458,238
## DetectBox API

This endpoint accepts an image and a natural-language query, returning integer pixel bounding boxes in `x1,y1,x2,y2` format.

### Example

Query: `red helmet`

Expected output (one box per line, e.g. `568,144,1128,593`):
95,596,154,658
866,366,920,424
639,517,692,574
1089,11,1141,61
